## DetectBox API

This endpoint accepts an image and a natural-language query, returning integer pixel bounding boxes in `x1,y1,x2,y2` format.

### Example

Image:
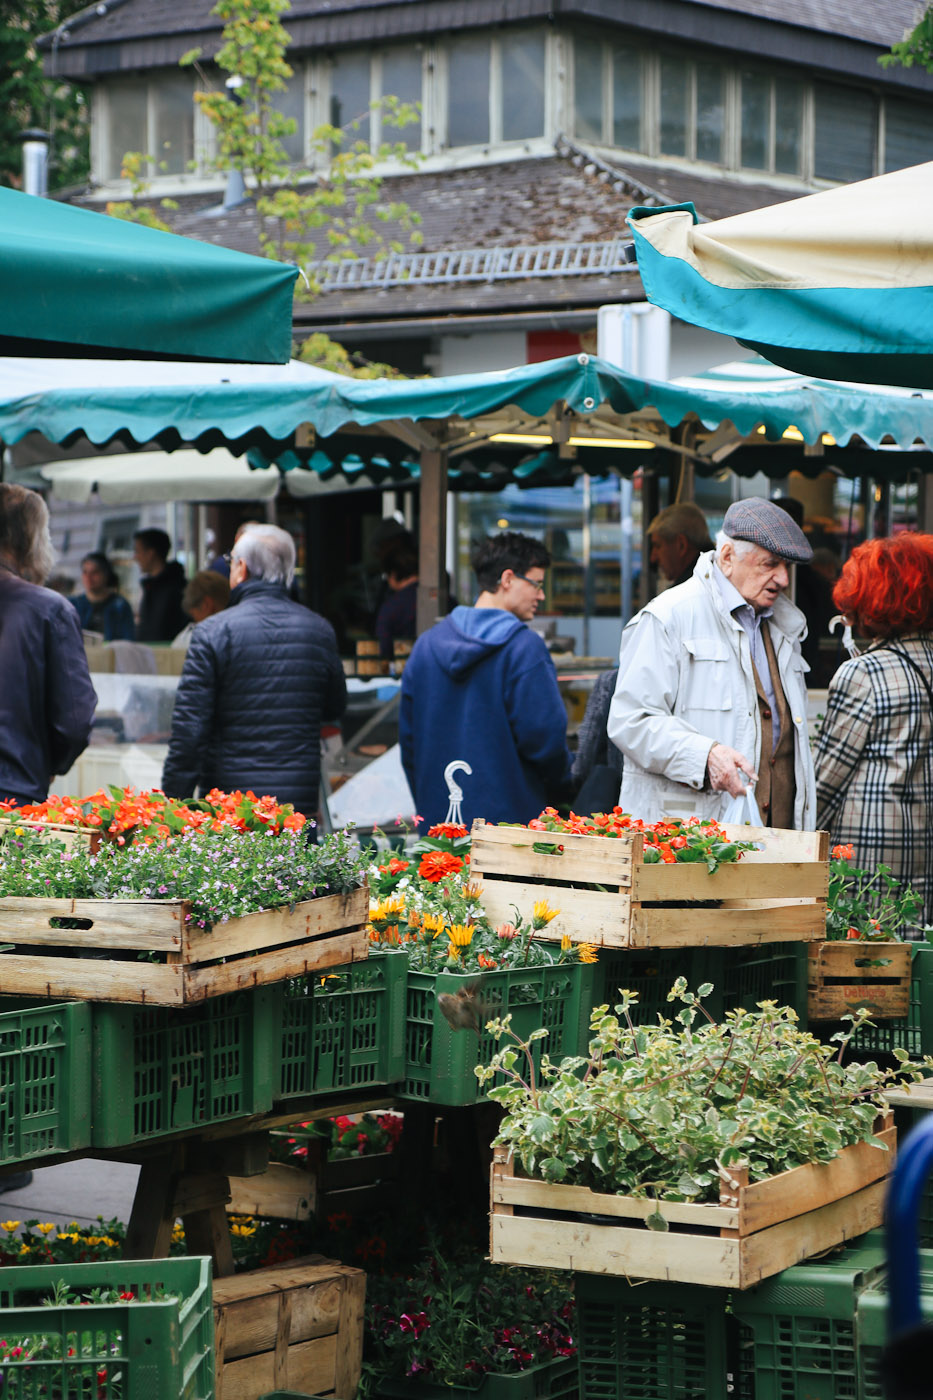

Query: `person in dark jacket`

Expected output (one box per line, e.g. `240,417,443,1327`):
400,531,572,829
70,551,135,641
161,524,346,818
133,528,188,642
0,485,96,805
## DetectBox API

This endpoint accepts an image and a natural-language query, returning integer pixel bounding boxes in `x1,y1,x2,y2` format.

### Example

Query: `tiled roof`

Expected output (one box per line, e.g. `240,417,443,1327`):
690,0,924,48
75,149,800,324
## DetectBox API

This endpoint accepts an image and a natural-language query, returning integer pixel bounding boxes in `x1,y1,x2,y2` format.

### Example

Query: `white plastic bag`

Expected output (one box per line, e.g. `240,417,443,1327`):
722,782,763,827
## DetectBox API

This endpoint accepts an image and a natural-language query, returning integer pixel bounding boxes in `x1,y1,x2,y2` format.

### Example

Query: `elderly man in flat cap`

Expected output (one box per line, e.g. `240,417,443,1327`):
608,497,815,828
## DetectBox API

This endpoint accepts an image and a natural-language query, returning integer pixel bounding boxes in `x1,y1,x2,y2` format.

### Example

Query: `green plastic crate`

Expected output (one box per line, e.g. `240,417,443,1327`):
857,1251,933,1399
574,1273,732,1399
399,962,595,1106
594,948,724,1023
0,997,91,1164
732,1235,886,1399
277,952,406,1098
91,986,279,1147
723,942,809,1028
0,1255,213,1399
376,1356,578,1398
844,943,933,1061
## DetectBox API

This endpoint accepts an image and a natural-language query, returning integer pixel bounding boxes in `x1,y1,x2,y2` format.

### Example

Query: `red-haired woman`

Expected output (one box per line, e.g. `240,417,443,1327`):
815,533,933,926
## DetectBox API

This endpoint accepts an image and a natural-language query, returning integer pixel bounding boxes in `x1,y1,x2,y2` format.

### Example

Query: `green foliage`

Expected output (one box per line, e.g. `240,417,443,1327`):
178,0,423,277
880,7,933,70
479,980,931,1204
0,2,89,191
105,150,178,231
296,331,409,379
826,851,932,940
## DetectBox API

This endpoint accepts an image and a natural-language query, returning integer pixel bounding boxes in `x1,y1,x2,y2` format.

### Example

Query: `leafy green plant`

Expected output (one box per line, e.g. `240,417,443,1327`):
362,1246,574,1393
478,980,930,1208
826,844,933,941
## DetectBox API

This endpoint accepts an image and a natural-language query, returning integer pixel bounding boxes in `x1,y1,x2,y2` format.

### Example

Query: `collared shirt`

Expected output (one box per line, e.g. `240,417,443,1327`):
712,563,780,750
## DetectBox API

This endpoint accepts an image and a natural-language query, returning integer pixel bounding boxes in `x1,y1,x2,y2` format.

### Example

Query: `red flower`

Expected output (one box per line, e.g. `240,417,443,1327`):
832,844,854,860
418,850,464,883
427,823,468,839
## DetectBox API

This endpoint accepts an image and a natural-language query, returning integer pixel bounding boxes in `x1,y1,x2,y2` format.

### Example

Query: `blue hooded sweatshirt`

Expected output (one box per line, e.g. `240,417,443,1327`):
399,606,573,829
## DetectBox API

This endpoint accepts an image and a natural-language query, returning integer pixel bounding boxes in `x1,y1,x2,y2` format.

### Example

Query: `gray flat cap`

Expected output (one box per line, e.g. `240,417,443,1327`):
722,497,813,564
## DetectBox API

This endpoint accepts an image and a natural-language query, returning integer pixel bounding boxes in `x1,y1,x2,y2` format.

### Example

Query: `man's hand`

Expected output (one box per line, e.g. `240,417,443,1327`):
706,743,757,797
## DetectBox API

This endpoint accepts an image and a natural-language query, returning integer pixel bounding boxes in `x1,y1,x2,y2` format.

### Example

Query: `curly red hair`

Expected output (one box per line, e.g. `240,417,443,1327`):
833,533,933,637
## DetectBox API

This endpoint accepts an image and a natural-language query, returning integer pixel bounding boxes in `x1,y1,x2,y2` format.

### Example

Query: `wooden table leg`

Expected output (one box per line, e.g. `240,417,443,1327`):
124,1150,182,1260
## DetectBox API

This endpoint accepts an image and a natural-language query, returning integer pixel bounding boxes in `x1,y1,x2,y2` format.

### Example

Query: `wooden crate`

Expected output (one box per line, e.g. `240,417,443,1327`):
213,1255,365,1400
227,1150,400,1222
808,940,913,1021
490,1116,894,1290
0,886,369,1005
470,820,829,948
0,817,97,852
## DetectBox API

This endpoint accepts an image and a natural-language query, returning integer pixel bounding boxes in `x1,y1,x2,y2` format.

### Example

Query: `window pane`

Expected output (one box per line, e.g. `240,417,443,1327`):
573,34,603,143
774,77,802,174
740,72,769,170
382,46,422,151
885,95,933,172
331,51,371,146
152,76,192,174
501,30,546,141
612,47,642,149
659,55,688,156
814,83,876,181
696,62,723,163
276,74,305,164
107,85,147,180
448,35,490,146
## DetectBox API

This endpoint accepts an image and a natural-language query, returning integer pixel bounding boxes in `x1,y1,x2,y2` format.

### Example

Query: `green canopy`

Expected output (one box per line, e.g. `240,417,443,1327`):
4,351,933,483
0,187,298,363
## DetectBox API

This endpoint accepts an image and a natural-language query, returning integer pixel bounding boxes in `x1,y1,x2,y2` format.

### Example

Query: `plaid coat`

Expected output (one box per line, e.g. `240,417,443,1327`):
815,633,933,929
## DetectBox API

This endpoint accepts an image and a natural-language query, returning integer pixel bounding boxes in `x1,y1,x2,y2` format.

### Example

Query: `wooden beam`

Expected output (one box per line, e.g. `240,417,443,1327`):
416,446,449,635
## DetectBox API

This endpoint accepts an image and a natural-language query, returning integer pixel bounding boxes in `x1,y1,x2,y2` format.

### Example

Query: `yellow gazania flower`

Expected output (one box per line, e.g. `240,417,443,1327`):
560,933,573,952
423,913,445,936
36,1223,56,1236
449,923,474,947
578,943,598,964
229,1222,257,1238
447,943,461,960
407,911,423,929
461,881,484,901
18,1242,30,1255
0,1220,20,1233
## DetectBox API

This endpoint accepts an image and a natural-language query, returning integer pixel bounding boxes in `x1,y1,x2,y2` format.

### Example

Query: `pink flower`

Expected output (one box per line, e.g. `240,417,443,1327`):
496,922,518,940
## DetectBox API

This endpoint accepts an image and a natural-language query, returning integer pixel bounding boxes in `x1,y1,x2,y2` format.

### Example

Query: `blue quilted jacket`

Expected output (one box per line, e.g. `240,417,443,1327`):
161,579,346,815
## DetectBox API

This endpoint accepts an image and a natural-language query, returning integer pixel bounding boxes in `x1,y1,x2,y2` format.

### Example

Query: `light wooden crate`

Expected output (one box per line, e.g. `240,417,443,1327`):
0,886,369,1005
470,820,829,948
0,817,97,852
808,940,913,1021
490,1116,894,1290
213,1255,365,1400
228,1150,400,1222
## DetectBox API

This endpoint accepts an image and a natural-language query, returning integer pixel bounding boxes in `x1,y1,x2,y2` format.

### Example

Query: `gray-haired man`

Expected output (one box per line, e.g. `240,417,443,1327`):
162,525,345,820
608,497,815,829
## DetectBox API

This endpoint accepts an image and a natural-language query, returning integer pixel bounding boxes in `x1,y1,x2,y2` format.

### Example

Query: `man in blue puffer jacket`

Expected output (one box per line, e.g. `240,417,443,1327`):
400,532,572,829
162,525,345,821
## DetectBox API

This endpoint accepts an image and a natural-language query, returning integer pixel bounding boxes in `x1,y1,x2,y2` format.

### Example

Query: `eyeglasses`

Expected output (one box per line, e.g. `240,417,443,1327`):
513,574,546,594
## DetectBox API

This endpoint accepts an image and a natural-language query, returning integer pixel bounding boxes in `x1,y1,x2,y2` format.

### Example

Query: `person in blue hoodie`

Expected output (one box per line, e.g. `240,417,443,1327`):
399,531,573,828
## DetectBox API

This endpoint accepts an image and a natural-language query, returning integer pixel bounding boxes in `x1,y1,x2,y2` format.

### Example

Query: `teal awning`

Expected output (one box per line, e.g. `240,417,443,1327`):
0,188,298,364
4,351,933,485
627,165,933,389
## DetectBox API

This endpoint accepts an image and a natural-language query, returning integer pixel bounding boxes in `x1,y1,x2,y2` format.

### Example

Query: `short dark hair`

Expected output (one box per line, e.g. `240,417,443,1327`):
384,541,418,580
133,527,171,561
471,531,550,592
82,551,119,590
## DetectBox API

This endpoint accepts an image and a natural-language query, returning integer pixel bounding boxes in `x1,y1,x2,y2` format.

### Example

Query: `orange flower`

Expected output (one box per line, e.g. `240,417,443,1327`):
832,844,854,861
847,926,862,940
427,823,468,839
477,952,498,969
418,850,464,883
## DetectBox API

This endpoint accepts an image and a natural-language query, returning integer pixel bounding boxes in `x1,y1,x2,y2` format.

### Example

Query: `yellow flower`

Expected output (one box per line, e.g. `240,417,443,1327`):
423,913,445,936
36,1222,55,1235
533,900,560,926
0,1220,20,1233
230,1222,256,1237
560,934,573,953
18,1242,30,1255
447,942,461,960
13,827,24,836
578,943,598,964
448,923,474,947
462,881,484,902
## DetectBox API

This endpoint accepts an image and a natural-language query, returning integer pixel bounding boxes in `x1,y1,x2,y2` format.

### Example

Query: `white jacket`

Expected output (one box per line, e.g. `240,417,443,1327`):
607,552,815,828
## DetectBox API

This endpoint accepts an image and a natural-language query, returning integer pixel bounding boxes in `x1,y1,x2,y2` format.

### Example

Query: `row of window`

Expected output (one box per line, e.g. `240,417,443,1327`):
95,26,933,186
